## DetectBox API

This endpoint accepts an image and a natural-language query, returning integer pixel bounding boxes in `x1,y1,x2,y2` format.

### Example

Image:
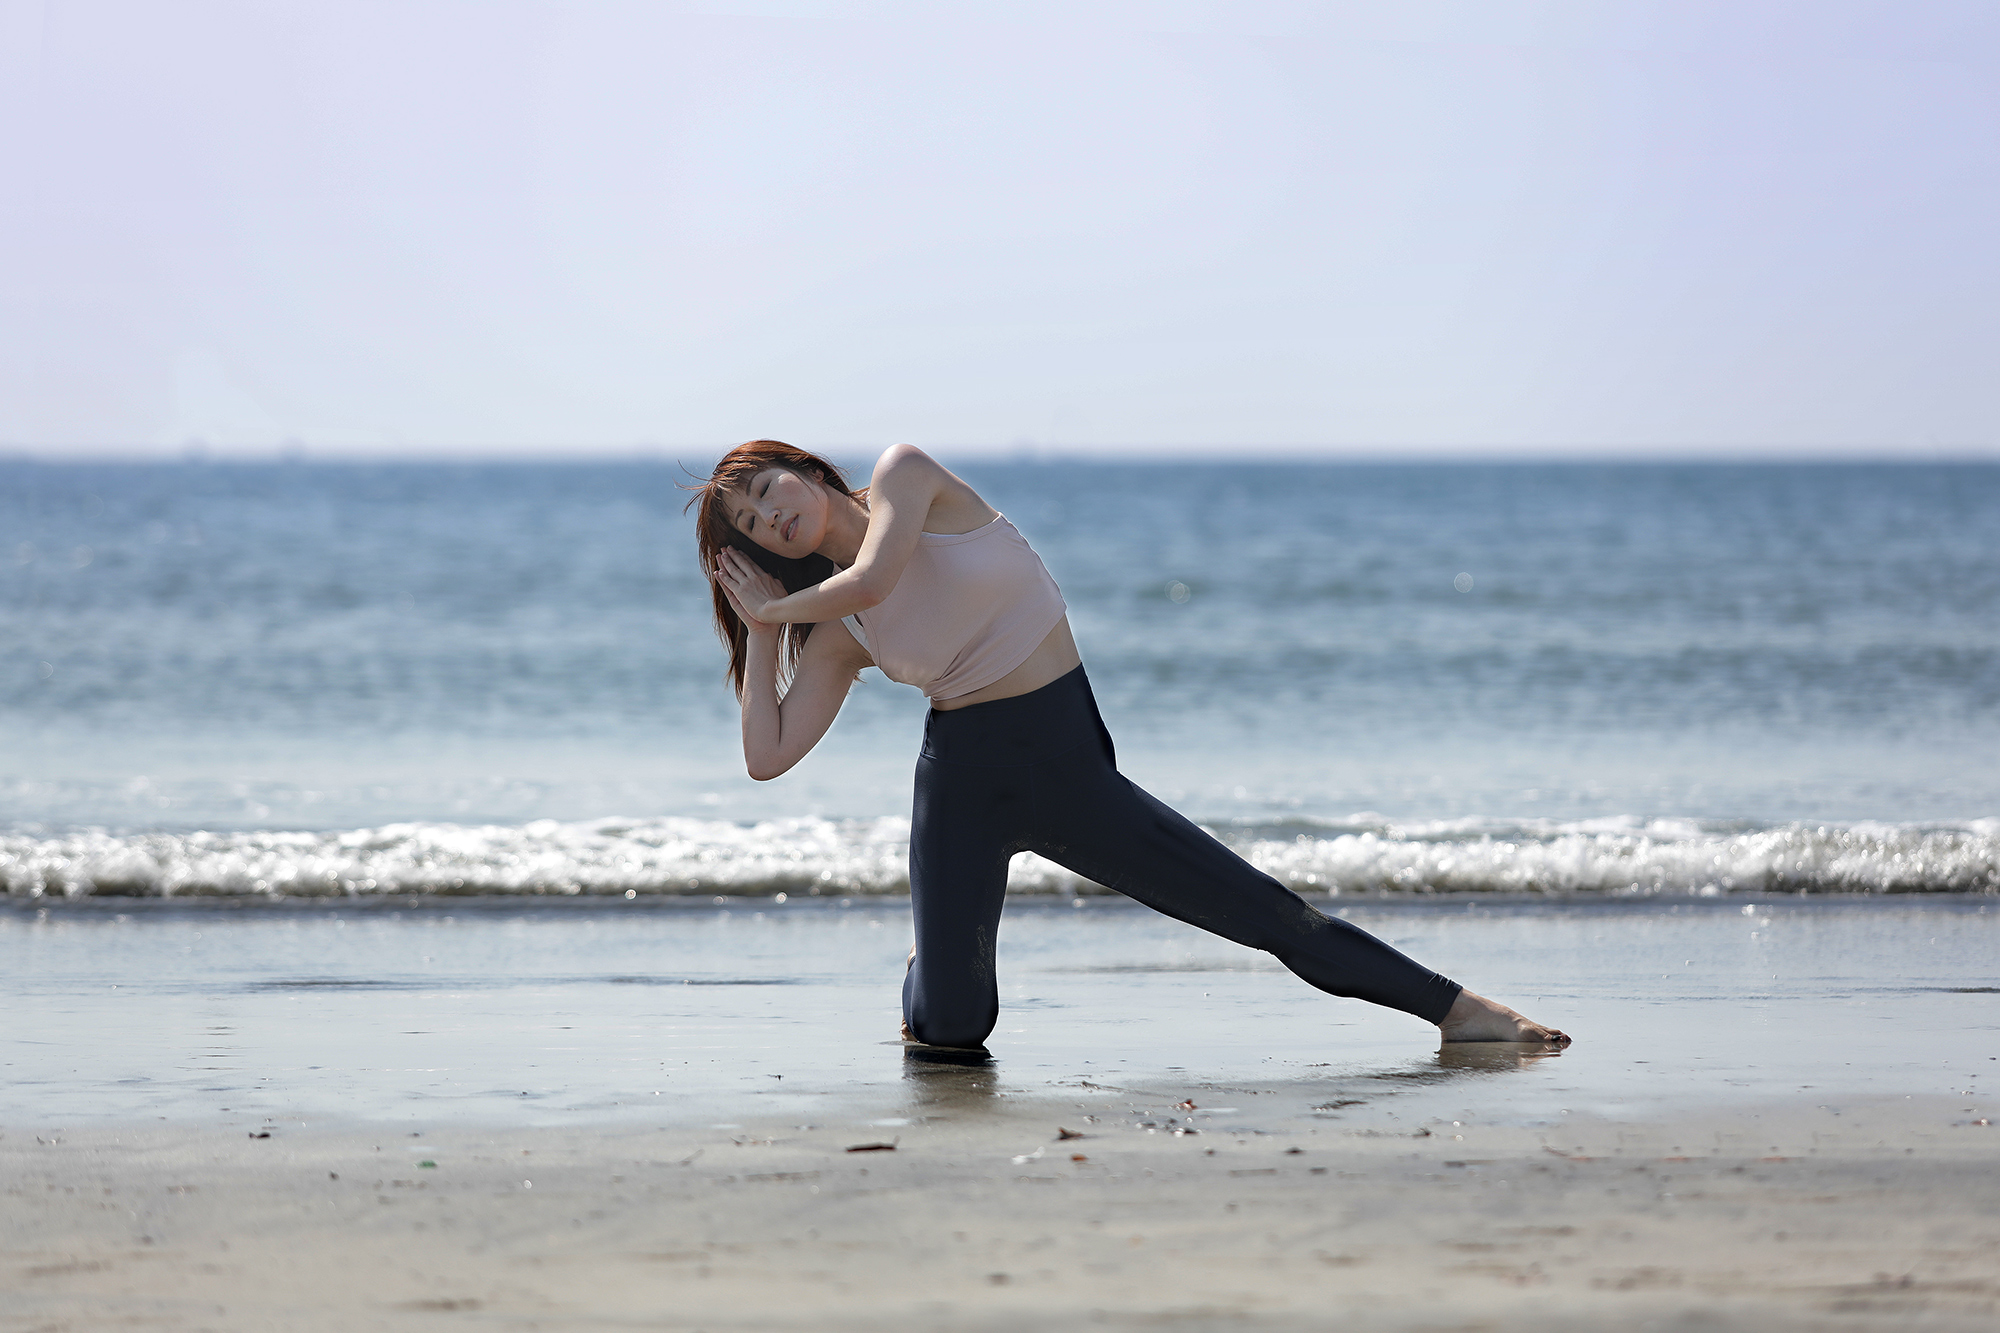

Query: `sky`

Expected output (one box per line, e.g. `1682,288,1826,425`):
1,0,1995,459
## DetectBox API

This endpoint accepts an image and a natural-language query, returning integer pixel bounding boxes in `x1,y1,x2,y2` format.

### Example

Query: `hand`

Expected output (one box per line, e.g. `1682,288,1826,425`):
713,547,787,632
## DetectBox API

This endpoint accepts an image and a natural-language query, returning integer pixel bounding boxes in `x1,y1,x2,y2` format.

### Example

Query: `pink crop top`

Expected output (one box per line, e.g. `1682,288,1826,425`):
840,514,1067,702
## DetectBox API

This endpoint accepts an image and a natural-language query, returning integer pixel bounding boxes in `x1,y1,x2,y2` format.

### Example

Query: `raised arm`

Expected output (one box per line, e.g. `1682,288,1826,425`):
721,445,991,627
720,572,876,781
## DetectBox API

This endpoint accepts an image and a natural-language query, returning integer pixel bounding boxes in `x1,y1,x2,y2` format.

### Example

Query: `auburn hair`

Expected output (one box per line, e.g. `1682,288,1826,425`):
684,440,864,699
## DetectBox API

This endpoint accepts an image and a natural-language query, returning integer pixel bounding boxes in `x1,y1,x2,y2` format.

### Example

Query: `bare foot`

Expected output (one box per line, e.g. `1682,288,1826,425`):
1438,988,1571,1046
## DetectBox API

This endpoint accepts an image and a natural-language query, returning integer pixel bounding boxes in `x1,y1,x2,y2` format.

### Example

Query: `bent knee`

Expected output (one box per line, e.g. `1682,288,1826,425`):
906,1007,995,1051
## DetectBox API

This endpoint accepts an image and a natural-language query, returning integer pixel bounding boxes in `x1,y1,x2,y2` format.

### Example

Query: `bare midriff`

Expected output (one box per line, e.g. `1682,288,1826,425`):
928,618,1082,712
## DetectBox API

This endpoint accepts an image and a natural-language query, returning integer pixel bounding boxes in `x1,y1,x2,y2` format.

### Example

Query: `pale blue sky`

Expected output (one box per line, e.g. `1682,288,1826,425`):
1,0,1994,458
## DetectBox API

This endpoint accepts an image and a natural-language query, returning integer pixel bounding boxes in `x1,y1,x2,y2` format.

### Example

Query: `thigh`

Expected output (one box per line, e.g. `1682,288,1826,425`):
1029,750,1459,1021
1032,758,1303,950
903,755,1024,1048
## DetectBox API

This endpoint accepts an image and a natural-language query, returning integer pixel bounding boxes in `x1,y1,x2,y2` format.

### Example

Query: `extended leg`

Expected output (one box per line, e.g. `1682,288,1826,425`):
1031,750,1462,1023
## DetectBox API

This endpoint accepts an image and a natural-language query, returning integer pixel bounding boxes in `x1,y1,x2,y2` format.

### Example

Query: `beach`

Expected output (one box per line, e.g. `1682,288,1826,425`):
6,460,1998,1328
6,894,1999,1330
7,1088,1997,1331
7,0,1999,1315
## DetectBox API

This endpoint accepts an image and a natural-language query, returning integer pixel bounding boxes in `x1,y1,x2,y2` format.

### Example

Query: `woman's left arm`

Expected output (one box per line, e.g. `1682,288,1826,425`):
730,445,951,625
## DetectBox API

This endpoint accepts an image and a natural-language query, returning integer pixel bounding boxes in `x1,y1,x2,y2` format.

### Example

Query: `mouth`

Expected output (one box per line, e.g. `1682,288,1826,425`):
782,515,799,543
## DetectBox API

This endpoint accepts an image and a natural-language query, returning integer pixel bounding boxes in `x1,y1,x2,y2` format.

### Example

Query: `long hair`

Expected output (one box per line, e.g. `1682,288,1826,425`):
683,440,862,699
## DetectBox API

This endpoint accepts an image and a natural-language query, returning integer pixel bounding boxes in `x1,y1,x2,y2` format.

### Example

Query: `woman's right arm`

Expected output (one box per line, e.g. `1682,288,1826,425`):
735,617,874,781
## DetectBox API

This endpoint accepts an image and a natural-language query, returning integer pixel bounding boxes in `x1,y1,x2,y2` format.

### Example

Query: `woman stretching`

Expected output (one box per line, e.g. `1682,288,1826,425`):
696,440,1570,1052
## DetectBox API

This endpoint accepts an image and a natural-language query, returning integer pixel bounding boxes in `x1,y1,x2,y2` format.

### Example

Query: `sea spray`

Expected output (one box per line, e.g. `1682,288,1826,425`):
4,815,1994,900
1232,815,2000,896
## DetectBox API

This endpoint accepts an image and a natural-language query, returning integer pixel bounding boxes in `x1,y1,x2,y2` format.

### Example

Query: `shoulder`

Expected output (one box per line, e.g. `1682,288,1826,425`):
870,443,945,486
866,445,996,533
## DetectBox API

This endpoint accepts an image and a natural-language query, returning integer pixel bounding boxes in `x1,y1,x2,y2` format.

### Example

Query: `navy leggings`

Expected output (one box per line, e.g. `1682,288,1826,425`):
902,666,1463,1048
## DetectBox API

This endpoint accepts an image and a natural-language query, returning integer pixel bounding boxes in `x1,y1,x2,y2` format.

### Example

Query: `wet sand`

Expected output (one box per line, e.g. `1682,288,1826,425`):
7,897,1999,1327
6,1076,1997,1332
10,894,1999,1129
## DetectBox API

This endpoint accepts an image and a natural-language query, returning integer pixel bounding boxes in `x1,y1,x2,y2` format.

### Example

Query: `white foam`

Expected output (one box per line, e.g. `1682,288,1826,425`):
1,814,1994,900
0,815,913,899
1237,818,2000,896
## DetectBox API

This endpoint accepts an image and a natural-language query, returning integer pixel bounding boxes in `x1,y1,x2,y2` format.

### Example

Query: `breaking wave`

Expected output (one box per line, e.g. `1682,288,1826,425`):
3,813,1996,900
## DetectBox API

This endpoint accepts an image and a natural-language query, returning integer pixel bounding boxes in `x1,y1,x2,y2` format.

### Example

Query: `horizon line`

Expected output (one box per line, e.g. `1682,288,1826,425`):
2,443,1995,467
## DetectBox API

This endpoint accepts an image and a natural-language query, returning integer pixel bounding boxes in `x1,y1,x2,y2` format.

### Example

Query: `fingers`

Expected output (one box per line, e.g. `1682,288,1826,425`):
711,549,785,631
716,580,758,626
716,548,760,583
715,548,777,596
712,553,776,628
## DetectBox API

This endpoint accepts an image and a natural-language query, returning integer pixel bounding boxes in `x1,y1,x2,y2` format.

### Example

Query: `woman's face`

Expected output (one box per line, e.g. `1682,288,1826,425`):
724,467,828,559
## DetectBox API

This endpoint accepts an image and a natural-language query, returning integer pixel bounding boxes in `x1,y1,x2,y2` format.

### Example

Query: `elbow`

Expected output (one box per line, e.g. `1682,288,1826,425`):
848,578,888,611
745,758,792,782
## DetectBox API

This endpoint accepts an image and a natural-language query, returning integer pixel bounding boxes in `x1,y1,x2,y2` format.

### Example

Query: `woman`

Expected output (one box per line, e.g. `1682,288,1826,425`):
696,440,1569,1052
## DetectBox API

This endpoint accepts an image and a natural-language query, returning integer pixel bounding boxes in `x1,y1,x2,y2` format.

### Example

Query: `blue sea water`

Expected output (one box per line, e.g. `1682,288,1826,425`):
6,458,1998,1129
1,458,1996,898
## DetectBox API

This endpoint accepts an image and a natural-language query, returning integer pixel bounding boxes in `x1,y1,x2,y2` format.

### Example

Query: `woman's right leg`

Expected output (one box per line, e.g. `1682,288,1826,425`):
903,747,1019,1049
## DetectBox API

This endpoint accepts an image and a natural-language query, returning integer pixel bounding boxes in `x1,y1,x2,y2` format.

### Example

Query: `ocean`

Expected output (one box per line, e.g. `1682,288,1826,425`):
3,458,1995,900
6,458,1997,1128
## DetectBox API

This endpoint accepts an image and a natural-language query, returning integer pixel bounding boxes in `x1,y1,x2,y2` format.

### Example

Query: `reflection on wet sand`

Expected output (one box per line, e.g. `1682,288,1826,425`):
1295,1047,1563,1119
1432,1043,1567,1074
1320,1043,1563,1098
901,1045,998,1116
12,896,1993,1128
892,1036,1564,1135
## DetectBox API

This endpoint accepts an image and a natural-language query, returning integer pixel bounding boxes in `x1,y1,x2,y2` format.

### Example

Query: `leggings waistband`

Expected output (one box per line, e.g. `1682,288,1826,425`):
921,665,1115,767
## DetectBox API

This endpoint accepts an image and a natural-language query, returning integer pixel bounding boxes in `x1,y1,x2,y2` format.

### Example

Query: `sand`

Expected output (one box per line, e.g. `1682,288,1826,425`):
6,1073,1998,1332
